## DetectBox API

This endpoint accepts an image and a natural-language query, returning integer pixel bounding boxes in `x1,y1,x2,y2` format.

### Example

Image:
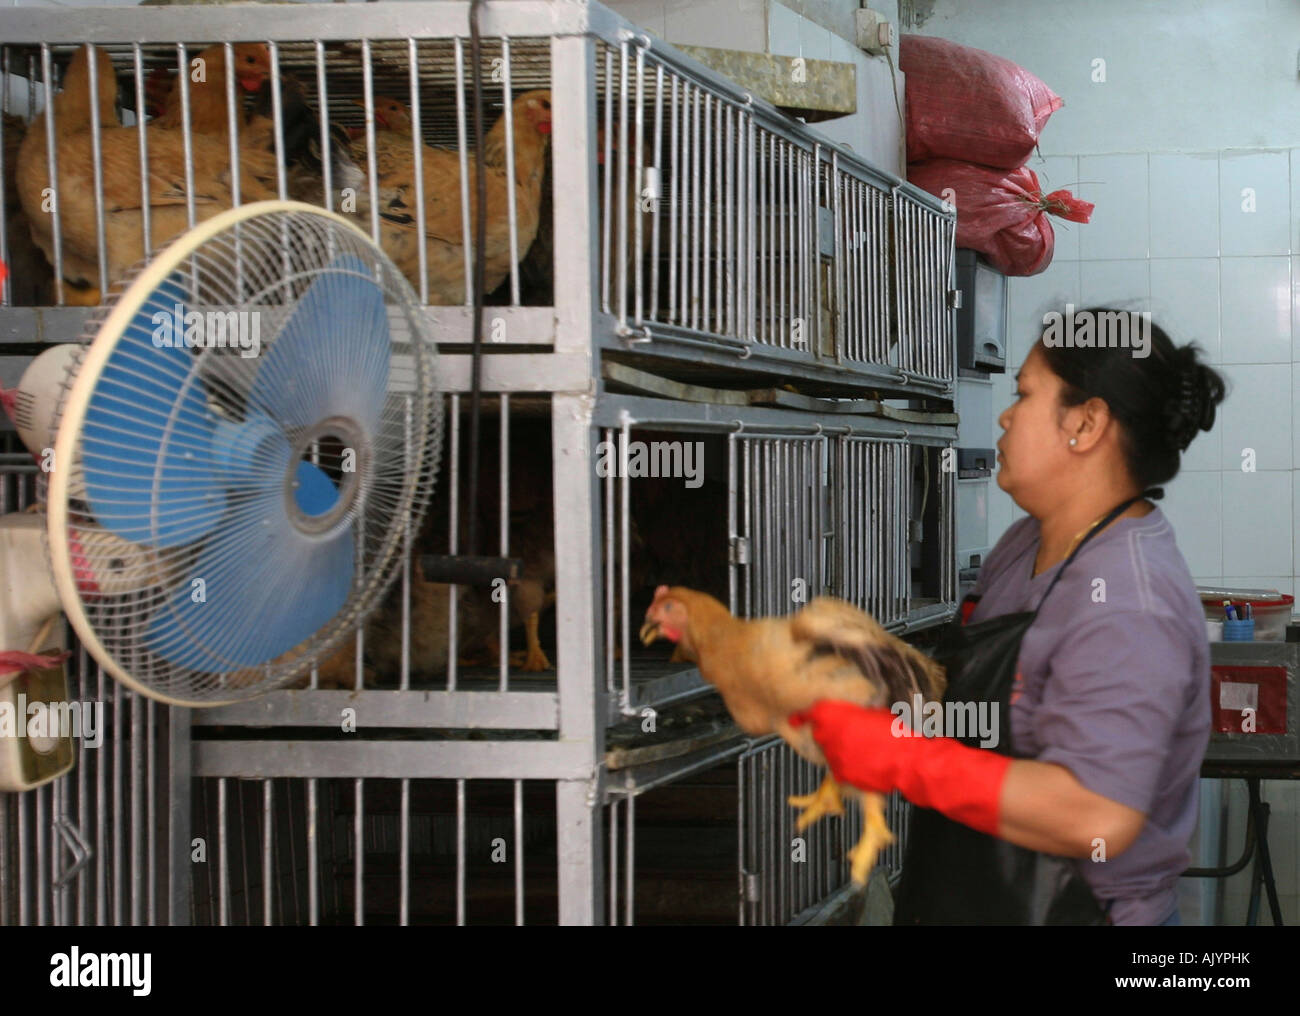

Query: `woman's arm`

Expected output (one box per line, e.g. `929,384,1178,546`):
1000,759,1145,858
793,703,1147,858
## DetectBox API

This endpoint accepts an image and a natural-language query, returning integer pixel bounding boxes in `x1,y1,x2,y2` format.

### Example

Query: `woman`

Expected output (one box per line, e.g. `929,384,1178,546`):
796,309,1226,925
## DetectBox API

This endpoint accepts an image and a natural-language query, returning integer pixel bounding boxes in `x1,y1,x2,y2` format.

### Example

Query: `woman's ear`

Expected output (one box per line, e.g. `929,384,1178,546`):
1065,396,1111,450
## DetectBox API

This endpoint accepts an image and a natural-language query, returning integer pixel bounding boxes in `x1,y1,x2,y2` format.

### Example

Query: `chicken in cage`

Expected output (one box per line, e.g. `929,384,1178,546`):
1,31,956,392
0,0,961,929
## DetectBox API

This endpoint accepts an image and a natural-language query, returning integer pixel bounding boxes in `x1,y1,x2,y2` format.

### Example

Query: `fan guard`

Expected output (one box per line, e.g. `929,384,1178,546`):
44,202,443,706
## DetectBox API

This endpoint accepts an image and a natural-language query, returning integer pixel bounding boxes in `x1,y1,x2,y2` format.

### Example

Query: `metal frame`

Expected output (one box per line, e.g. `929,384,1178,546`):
0,0,959,926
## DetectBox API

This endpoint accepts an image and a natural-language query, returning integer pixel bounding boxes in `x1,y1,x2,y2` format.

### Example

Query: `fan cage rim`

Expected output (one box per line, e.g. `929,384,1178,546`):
45,199,441,707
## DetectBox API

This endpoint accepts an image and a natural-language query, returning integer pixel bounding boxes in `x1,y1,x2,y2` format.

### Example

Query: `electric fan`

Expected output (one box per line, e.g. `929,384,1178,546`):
0,201,442,787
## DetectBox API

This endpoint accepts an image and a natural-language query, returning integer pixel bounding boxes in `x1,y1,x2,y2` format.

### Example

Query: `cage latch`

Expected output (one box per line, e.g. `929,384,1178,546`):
52,817,91,890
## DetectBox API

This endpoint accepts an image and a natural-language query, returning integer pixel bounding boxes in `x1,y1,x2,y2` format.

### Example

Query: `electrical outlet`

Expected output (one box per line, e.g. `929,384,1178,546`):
855,8,895,55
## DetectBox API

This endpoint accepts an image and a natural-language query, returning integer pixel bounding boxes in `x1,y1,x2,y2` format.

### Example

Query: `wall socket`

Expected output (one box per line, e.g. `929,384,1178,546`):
855,8,897,55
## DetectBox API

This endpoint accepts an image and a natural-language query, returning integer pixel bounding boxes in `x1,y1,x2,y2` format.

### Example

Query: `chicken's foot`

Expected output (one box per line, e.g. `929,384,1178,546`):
64,284,102,307
507,612,551,672
787,773,844,832
847,791,895,886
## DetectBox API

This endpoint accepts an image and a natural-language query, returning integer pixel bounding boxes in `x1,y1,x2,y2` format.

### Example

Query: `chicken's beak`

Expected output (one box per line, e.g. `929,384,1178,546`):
639,619,660,646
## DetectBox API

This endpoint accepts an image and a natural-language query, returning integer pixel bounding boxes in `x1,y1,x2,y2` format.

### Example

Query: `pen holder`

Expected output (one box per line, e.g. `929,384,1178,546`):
1222,618,1255,641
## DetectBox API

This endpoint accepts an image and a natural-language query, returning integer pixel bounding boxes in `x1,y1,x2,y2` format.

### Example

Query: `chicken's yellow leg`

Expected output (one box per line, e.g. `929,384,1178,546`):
507,612,552,672
64,284,102,307
847,791,895,886
787,773,844,832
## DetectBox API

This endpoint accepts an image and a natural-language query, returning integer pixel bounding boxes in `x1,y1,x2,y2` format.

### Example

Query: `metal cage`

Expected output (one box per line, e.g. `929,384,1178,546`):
0,0,959,926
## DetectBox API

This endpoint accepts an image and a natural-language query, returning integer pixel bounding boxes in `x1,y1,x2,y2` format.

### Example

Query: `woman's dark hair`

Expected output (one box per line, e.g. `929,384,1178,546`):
1036,307,1226,490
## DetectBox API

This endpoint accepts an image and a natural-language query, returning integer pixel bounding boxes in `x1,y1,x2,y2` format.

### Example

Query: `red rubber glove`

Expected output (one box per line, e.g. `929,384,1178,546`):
790,701,1011,836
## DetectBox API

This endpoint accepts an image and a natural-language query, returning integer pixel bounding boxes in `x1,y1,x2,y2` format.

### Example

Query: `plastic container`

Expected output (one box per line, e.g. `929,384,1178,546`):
1205,619,1223,643
1221,618,1255,642
1199,592,1294,641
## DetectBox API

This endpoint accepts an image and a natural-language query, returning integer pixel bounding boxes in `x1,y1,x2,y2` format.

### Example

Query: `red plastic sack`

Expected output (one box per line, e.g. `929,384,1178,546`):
900,35,1063,170
907,160,1093,276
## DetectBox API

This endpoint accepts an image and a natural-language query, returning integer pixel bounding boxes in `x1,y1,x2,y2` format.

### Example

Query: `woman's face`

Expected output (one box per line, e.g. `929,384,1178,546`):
995,344,1074,502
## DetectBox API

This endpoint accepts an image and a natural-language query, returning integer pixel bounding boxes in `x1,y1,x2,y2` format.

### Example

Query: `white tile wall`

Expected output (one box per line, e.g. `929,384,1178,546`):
1219,256,1290,364
1149,153,1219,259
1162,470,1222,577
1004,260,1080,369
1077,154,1149,260
1218,150,1290,257
1221,470,1290,578
989,149,1300,643
1290,256,1300,363
1292,468,1300,576
1079,258,1150,308
1150,258,1221,366
1217,364,1290,472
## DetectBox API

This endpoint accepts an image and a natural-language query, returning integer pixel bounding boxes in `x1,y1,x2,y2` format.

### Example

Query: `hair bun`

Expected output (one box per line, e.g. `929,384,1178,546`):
1164,363,1217,452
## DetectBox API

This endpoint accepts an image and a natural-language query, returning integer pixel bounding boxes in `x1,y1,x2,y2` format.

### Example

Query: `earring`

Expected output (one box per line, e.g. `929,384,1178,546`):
1069,438,1078,446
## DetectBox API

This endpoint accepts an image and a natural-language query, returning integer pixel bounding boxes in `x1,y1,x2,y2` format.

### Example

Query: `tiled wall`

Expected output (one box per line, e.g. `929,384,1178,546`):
994,149,1300,606
911,0,1300,926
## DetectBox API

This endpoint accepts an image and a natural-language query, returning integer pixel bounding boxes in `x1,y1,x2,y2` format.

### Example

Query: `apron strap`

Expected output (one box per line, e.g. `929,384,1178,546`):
1034,486,1164,613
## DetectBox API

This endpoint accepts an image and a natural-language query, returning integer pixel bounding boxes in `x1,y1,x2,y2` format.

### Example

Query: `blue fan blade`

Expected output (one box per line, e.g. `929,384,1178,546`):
82,275,226,547
208,414,341,517
144,484,354,673
294,460,340,517
248,254,391,434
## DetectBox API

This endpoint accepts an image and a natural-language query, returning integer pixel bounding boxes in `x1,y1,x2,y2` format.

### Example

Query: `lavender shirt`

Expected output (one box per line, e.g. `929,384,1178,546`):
968,506,1211,925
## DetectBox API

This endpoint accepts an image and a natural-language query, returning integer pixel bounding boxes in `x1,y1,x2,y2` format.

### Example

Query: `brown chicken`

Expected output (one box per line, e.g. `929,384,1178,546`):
14,45,124,304
3,114,53,306
16,46,332,304
640,585,946,885
309,560,457,689
357,91,552,303
312,411,557,686
486,120,653,308
153,43,272,136
355,95,413,136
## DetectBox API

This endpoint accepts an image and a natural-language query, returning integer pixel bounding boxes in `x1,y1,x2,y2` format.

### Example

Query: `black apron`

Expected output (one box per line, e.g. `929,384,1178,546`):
892,488,1163,925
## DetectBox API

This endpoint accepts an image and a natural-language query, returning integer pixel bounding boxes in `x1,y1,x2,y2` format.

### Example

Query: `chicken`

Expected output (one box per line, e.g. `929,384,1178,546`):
17,45,272,302
640,585,946,885
153,43,272,137
247,74,367,208
16,46,349,304
356,91,552,303
311,412,557,686
419,410,557,674
452,514,556,673
3,114,53,306
355,95,413,136
14,45,125,304
486,120,652,308
308,560,456,689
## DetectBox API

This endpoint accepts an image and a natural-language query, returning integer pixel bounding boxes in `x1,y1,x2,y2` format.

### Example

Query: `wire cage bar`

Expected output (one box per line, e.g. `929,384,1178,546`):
0,0,956,398
737,736,909,926
0,437,188,928
188,775,554,926
0,0,962,926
